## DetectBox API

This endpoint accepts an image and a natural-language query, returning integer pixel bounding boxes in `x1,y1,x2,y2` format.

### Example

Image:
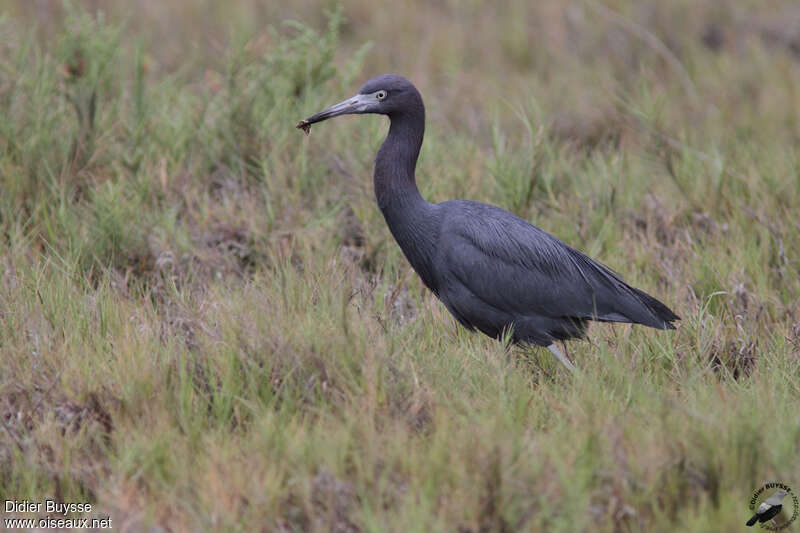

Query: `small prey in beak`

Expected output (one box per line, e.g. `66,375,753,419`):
297,120,312,135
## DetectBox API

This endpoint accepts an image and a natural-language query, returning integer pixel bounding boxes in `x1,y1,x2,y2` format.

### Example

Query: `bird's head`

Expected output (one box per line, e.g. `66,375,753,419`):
297,74,422,134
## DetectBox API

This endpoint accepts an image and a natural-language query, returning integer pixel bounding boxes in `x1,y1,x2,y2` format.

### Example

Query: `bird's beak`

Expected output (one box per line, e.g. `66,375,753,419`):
297,93,374,134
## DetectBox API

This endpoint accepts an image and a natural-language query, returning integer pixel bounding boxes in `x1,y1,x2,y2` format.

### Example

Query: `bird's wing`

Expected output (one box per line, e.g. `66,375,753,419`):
756,502,771,514
437,200,676,327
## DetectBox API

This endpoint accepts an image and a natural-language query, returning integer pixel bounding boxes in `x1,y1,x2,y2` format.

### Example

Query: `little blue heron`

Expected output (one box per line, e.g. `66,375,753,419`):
297,74,679,371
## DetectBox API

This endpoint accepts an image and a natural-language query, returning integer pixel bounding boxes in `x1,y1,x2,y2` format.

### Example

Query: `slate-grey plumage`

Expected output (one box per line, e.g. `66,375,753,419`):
298,74,679,370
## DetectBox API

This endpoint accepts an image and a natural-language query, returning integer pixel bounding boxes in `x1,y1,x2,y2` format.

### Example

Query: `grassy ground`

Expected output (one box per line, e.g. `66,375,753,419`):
1,1,799,531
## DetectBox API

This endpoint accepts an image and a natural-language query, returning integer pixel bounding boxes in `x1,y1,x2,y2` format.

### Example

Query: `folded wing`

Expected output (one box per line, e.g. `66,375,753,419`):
435,201,679,333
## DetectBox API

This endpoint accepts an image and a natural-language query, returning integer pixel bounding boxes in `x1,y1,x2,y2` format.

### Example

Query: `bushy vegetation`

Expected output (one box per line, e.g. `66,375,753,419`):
1,1,798,531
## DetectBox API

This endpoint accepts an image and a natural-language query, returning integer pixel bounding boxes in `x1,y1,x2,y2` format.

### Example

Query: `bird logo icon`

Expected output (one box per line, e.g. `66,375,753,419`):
747,483,798,530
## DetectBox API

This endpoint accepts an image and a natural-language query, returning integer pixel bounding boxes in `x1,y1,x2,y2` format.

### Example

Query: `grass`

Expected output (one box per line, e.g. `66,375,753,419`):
1,1,799,531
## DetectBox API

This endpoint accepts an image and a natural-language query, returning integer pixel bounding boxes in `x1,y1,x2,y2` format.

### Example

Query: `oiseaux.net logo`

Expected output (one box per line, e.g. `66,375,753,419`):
746,482,798,530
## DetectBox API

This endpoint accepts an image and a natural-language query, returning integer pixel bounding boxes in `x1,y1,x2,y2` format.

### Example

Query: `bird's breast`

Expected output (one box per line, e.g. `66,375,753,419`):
379,201,442,296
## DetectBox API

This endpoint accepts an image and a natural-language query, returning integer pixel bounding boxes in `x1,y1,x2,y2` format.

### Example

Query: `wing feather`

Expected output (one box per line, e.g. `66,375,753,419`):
436,200,678,328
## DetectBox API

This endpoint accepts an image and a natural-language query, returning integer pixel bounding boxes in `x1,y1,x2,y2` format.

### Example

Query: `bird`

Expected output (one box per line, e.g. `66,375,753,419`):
747,489,789,527
297,74,679,371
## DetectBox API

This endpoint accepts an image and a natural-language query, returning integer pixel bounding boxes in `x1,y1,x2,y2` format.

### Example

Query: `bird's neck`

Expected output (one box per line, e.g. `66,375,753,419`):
374,109,425,213
373,106,440,292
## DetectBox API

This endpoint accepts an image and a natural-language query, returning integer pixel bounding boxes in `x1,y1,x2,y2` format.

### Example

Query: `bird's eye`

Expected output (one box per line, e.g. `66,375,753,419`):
376,90,387,100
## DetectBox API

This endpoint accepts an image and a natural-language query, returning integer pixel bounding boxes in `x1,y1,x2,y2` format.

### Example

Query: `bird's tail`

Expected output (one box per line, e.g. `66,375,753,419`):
569,248,679,329
746,514,759,527
630,287,680,329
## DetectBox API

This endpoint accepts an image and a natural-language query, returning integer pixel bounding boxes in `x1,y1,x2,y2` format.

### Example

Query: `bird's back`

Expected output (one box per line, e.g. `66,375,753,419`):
430,200,678,345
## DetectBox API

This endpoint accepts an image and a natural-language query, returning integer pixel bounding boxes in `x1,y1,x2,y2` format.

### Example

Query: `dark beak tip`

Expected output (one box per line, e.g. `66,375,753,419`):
297,120,312,135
